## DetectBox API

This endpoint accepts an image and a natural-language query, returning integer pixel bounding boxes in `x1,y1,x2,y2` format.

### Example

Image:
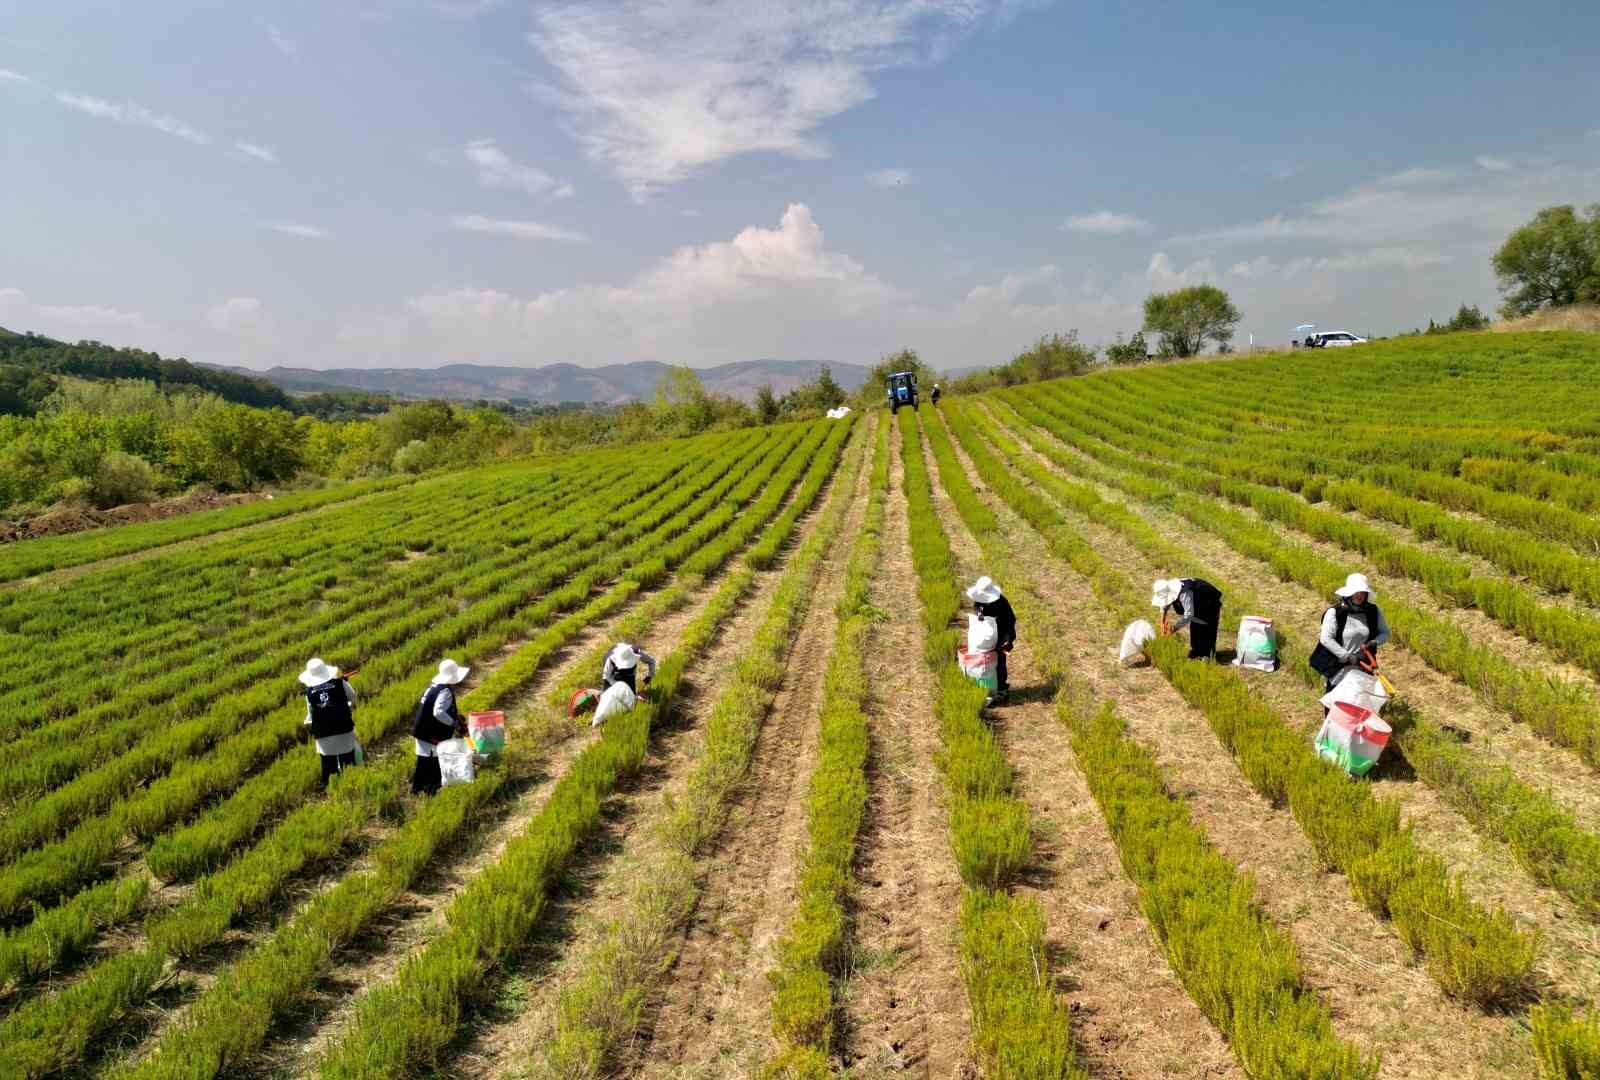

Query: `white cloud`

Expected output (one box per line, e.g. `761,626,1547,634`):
1145,252,1216,289
206,297,267,334
236,141,277,163
528,1,1012,194
868,168,911,188
0,286,158,341
452,214,588,242
464,139,565,197
0,68,36,84
269,223,329,238
337,203,1141,369
55,91,210,144
266,23,298,57
1475,155,1514,171
1065,210,1149,234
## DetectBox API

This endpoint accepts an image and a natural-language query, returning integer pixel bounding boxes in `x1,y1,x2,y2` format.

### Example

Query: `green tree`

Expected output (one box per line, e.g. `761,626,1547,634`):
1426,304,1492,334
1105,330,1151,366
1492,205,1600,317
753,383,780,424
1003,332,1096,383
1142,285,1241,358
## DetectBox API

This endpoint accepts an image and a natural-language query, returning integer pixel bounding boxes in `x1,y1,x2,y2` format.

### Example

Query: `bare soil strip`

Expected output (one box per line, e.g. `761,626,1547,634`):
837,426,975,1079
624,434,873,1078
959,411,1530,1078
924,431,1242,1080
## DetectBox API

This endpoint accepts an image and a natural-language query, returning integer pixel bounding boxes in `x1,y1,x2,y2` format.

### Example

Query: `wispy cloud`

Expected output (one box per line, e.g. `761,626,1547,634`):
452,214,588,242
528,0,1017,195
867,168,911,188
236,141,278,163
266,23,298,57
269,223,329,238
55,91,210,144
1475,155,1513,171
0,68,36,85
464,139,565,197
1065,210,1149,234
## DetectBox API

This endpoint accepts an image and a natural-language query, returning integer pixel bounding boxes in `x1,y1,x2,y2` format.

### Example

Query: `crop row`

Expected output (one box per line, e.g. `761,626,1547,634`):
534,416,868,1078
946,399,1539,1007
0,422,832,1073
761,416,887,1074
309,422,855,1079
897,411,1078,1078
103,420,860,1079
980,395,1600,925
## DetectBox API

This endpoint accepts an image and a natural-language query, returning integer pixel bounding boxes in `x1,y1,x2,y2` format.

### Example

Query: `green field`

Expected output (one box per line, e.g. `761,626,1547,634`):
5,331,1600,1078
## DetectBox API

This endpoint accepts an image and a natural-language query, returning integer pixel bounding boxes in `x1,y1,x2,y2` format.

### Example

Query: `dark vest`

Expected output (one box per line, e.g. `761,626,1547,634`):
304,678,354,740
1176,578,1223,622
608,665,638,692
1308,602,1380,678
411,683,461,744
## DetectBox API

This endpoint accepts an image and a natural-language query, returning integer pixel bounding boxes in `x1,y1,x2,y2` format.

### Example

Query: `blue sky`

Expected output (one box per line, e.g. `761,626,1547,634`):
3,0,1598,371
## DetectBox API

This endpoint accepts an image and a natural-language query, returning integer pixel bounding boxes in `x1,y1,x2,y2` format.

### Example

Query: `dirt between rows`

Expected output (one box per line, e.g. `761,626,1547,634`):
0,490,267,545
982,402,1600,1007
924,425,1241,1080
439,426,865,1077
950,407,1534,1079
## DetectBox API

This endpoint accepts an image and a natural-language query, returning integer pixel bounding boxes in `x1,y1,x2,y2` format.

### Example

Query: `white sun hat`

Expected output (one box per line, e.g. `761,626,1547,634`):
1335,573,1375,599
432,658,471,685
1151,578,1183,609
966,576,1002,604
298,657,340,687
609,643,640,670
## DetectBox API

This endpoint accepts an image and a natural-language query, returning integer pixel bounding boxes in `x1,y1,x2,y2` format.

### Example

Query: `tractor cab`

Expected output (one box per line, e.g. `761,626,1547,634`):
886,370,919,413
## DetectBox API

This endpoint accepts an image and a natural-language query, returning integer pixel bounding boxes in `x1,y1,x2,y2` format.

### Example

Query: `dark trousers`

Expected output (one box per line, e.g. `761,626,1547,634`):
411,754,442,796
320,750,358,787
996,647,1009,692
1188,620,1218,660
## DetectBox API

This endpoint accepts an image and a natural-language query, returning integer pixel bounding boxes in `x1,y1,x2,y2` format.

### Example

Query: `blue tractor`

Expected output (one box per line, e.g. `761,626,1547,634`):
886,370,919,413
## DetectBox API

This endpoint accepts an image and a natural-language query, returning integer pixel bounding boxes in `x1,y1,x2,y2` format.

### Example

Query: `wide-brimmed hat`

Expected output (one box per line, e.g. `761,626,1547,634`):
966,576,1002,604
298,657,340,687
1151,578,1183,609
609,643,640,670
1335,573,1374,599
432,658,471,685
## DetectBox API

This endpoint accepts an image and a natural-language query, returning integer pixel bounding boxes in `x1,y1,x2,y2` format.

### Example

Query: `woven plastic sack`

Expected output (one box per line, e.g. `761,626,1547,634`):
437,737,478,787
956,646,999,691
967,614,999,653
1313,702,1392,777
1119,619,1156,665
467,711,506,756
1233,616,1278,672
592,681,637,727
1320,670,1389,717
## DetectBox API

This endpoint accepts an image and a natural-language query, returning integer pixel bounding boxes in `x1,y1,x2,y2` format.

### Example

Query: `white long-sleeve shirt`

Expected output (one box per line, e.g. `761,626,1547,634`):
1319,604,1391,665
414,685,458,758
302,680,358,757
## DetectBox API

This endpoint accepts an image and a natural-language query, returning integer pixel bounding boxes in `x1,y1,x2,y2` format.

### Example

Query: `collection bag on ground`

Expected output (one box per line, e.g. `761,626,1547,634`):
1119,619,1156,665
437,737,479,787
1233,615,1278,672
1313,702,1392,777
956,646,999,692
591,681,637,726
467,711,506,756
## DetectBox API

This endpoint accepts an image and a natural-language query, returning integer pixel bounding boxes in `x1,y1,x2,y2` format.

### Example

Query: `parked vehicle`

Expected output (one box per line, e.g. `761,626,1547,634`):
1303,331,1368,348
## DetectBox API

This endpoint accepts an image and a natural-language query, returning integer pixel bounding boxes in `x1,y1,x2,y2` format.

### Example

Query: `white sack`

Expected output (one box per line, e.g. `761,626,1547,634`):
1119,619,1157,664
967,614,1000,653
1232,615,1278,672
437,737,479,787
592,681,637,726
1320,670,1389,716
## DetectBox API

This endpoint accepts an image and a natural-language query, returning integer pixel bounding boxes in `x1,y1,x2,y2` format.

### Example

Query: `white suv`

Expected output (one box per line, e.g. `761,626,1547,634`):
1304,331,1367,347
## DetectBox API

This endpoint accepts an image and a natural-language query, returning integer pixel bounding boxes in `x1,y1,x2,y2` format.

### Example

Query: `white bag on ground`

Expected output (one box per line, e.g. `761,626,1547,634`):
1119,619,1156,665
591,681,637,726
1232,615,1278,672
1320,670,1390,716
437,737,478,787
967,614,1000,653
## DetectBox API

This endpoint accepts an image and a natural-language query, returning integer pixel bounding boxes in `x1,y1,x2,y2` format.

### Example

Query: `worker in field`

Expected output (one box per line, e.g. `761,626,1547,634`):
1309,573,1390,692
298,658,362,787
602,642,657,694
967,576,1016,702
1152,577,1224,660
931,383,942,405
411,658,469,795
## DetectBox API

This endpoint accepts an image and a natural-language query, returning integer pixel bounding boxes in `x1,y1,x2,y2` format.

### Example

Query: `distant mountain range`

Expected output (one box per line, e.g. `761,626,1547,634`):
200,359,875,405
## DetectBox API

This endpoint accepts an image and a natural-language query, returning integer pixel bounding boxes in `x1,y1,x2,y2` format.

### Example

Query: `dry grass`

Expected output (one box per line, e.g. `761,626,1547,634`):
1490,305,1600,333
